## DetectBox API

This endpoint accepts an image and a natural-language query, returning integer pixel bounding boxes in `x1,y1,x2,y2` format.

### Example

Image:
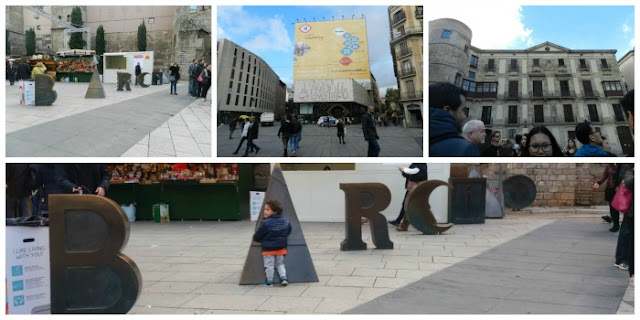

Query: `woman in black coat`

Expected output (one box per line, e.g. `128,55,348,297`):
199,64,212,102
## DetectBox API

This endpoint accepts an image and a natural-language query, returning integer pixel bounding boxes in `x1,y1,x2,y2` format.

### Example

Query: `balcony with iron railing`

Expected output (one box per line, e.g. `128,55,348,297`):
400,90,423,101
392,13,406,26
391,27,423,43
604,90,624,97
399,67,416,78
396,47,412,59
466,91,497,99
415,7,423,18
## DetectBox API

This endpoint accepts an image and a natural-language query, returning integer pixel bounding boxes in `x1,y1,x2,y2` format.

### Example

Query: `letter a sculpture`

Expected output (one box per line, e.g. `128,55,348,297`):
85,69,106,99
239,164,319,285
49,195,141,314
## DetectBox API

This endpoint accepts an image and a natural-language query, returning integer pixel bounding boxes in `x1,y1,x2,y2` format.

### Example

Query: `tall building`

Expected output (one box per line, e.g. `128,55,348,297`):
217,38,286,121
618,49,635,90
388,5,423,128
429,18,632,156
6,6,211,78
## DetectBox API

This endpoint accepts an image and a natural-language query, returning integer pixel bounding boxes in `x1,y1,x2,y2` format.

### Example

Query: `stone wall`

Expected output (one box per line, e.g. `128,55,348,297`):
481,163,612,207
6,6,26,56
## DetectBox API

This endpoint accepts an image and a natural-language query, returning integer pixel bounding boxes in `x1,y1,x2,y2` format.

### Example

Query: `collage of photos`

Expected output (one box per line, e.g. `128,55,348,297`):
2,1,637,318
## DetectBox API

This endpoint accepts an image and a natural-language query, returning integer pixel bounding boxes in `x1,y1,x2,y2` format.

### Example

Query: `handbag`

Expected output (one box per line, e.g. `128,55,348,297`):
197,74,203,82
611,182,632,213
169,75,176,82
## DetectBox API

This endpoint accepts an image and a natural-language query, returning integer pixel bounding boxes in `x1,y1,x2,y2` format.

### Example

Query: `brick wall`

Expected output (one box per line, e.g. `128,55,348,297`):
480,163,611,207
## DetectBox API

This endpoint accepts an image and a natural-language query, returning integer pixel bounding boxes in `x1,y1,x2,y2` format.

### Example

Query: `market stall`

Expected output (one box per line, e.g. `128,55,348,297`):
107,164,254,221
54,49,96,82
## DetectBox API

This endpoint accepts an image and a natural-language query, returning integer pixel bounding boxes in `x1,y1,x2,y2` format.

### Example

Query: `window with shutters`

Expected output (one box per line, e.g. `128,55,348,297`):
510,59,518,71
588,104,600,122
613,104,625,122
560,80,570,97
583,80,594,97
601,59,609,70
508,105,518,124
508,81,518,98
579,59,588,70
470,55,478,68
533,59,540,67
534,105,544,123
481,106,492,124
488,59,495,71
558,58,564,66
563,104,574,123
533,81,543,97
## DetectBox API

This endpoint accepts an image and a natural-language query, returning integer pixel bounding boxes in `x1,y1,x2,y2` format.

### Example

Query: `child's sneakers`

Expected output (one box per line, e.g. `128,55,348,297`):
280,277,289,286
261,280,274,287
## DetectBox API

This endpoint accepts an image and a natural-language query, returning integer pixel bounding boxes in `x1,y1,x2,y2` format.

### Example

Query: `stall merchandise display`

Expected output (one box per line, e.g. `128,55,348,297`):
108,164,239,184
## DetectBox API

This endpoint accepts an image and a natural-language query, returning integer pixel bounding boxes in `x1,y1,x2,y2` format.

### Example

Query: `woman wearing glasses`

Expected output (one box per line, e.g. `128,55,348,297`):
522,126,564,157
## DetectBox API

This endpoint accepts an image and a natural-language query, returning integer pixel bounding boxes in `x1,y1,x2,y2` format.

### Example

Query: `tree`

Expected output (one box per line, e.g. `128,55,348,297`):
384,88,401,114
25,28,36,56
6,30,11,55
95,25,106,74
137,21,147,51
69,7,86,49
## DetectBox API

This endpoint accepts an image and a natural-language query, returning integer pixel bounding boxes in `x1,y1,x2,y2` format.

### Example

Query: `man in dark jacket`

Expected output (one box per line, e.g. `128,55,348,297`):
362,105,380,157
429,82,479,157
6,164,36,218
16,62,32,81
134,62,142,86
243,116,261,157
278,116,293,157
7,61,17,85
55,164,110,196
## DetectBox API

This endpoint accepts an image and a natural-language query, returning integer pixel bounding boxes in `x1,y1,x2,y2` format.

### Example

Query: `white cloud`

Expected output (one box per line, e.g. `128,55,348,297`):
428,4,534,49
242,16,292,54
217,7,292,55
217,25,225,39
622,23,631,34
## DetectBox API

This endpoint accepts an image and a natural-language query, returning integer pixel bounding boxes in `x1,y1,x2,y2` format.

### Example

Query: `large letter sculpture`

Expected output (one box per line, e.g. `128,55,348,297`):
116,72,131,91
34,74,57,106
138,73,150,88
340,183,393,251
49,195,141,314
405,180,454,235
239,164,318,285
85,69,106,99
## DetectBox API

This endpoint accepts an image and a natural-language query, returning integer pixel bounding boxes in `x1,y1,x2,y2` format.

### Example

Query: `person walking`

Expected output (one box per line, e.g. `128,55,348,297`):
7,61,17,85
390,164,428,231
243,116,261,157
290,116,302,156
233,119,251,155
134,62,141,86
228,117,237,139
168,62,180,95
362,106,380,157
278,116,293,157
337,117,346,144
187,59,198,97
199,64,211,102
594,164,620,232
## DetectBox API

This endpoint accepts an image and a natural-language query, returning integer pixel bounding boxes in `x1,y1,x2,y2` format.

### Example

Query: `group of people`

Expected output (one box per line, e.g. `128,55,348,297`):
6,164,110,220
430,82,634,158
6,60,47,85
231,116,262,157
164,59,211,101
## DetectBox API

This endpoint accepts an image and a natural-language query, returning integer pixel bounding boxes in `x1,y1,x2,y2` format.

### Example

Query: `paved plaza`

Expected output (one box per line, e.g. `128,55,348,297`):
5,82,211,157
123,208,633,314
217,122,423,157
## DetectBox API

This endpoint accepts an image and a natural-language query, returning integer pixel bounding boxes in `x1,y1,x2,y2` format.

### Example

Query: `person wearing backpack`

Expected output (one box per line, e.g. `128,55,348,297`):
429,82,479,157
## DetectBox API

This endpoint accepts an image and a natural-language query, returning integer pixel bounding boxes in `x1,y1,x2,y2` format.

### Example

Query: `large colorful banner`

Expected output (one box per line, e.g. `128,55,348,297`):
293,19,370,81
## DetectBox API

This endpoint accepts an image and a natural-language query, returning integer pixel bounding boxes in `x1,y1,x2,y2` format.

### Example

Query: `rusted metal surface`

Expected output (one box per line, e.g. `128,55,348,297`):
239,164,318,285
503,175,537,210
448,178,487,224
116,72,131,91
405,180,454,234
49,194,141,314
340,183,394,250
34,74,57,106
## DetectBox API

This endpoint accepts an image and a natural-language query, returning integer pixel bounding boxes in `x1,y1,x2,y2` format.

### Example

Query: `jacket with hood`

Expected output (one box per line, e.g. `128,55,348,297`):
429,108,479,157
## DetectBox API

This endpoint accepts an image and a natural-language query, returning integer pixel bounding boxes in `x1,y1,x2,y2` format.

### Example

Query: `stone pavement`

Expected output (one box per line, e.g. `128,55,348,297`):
5,82,210,157
217,122,423,157
122,213,632,314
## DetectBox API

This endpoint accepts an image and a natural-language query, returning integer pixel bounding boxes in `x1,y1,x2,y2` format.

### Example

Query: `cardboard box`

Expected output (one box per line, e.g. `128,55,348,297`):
5,226,50,314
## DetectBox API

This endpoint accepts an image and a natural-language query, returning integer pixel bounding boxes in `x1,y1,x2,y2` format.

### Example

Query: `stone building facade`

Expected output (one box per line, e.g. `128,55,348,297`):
388,5,424,128
480,163,618,207
7,6,211,79
618,49,634,90
429,18,633,156
217,38,286,120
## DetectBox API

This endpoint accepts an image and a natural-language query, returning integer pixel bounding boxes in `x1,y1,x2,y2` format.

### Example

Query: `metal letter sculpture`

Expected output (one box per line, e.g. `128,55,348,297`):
49,195,141,314
340,183,393,251
138,72,150,88
85,69,106,99
239,164,318,285
448,178,487,224
405,180,454,235
34,74,57,106
116,72,131,91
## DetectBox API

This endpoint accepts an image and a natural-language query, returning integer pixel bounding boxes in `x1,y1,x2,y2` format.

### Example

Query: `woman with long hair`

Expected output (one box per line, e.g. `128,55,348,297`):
522,126,564,157
563,138,577,157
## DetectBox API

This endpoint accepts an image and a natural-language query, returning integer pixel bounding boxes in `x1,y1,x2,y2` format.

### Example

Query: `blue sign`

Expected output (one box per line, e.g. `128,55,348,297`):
12,265,23,277
13,295,25,307
12,280,24,292
343,41,352,46
351,36,359,42
341,48,353,56
351,44,360,50
343,33,351,39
